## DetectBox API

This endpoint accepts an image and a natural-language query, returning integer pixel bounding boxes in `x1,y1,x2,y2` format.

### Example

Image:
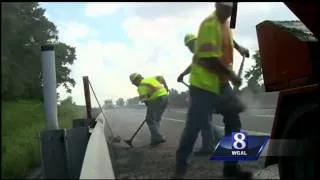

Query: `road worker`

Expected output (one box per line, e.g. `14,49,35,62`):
129,73,169,146
178,33,250,157
178,34,249,83
174,2,252,179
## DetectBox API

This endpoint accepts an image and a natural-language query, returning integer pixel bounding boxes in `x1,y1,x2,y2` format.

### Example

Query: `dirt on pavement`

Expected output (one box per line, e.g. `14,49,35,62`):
109,143,267,179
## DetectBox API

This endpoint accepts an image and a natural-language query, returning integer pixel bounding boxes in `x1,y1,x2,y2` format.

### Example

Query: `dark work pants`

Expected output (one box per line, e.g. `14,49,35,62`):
145,95,169,142
200,109,222,151
176,83,242,169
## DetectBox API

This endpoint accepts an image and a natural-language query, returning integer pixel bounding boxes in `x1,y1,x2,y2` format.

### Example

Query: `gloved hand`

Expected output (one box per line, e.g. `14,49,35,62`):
238,45,250,58
177,74,184,82
230,73,242,87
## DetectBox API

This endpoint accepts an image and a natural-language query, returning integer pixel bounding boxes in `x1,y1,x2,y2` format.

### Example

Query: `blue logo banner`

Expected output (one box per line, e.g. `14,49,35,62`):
210,132,270,161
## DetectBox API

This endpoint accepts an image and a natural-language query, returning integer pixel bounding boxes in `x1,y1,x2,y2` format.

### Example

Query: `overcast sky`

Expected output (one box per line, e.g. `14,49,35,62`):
40,2,298,106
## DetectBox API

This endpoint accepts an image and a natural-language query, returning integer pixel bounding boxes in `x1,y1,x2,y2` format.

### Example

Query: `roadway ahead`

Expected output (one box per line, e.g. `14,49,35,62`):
106,107,275,145
103,107,276,179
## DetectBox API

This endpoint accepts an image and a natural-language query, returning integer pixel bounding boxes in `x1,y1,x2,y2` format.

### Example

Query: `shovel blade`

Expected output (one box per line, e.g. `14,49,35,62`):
112,136,121,143
124,139,133,148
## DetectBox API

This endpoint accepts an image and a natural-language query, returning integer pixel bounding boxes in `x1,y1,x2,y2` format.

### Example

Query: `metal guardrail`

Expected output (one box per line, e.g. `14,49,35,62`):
79,114,115,179
39,45,116,178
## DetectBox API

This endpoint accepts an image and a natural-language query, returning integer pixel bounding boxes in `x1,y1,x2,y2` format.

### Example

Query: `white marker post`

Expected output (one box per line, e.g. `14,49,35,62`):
41,45,59,130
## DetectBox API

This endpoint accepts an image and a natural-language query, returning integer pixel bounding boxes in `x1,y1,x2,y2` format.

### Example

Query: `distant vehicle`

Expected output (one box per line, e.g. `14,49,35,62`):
114,105,120,109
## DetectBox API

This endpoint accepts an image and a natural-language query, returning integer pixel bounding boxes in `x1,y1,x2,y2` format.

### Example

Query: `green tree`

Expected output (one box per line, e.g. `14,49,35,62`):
168,88,189,108
60,96,75,106
244,50,264,93
116,98,125,107
1,2,76,100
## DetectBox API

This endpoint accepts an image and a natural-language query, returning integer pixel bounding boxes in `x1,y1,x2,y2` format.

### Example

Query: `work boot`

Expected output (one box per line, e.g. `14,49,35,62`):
150,139,166,146
172,162,191,179
223,164,252,179
172,169,186,179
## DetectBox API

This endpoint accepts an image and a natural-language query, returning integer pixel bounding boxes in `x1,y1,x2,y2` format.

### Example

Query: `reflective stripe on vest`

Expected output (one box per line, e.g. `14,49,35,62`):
190,11,223,95
138,77,168,101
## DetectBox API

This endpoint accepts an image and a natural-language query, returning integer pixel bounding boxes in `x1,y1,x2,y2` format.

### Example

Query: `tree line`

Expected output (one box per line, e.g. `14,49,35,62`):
2,2,76,101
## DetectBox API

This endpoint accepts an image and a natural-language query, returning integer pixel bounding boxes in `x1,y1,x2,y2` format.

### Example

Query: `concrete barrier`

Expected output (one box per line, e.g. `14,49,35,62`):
79,114,115,179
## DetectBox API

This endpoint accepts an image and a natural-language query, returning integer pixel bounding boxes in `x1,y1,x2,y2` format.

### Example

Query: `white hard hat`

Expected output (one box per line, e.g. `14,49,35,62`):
129,73,142,83
218,2,234,8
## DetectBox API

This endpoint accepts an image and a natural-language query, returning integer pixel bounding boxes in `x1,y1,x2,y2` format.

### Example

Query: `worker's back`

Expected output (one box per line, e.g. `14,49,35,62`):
190,11,223,95
138,76,168,101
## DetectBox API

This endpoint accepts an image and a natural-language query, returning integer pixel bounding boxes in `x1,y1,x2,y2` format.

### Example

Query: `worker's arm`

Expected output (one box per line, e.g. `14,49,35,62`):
137,86,150,104
233,40,250,57
156,75,169,92
197,56,241,86
177,64,191,82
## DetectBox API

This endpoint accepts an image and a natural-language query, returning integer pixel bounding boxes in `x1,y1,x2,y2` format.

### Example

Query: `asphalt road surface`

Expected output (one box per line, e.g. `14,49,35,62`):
104,107,276,179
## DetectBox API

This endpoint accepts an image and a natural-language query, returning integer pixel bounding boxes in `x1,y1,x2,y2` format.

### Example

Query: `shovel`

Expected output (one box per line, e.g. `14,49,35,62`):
124,119,146,148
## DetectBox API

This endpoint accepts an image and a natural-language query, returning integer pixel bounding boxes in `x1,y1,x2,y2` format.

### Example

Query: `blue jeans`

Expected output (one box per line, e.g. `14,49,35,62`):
145,95,168,142
176,84,241,169
199,107,221,151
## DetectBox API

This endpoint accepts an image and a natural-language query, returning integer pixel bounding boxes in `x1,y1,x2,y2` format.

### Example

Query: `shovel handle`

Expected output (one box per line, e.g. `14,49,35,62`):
237,55,246,78
181,81,190,88
130,119,146,141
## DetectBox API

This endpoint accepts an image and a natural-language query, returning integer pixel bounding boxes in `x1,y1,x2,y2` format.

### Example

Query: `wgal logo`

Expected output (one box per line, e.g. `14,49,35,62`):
231,132,248,156
210,131,270,161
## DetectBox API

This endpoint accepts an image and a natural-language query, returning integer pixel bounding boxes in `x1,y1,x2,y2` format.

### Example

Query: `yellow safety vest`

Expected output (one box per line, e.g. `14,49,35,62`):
190,11,227,95
137,77,168,102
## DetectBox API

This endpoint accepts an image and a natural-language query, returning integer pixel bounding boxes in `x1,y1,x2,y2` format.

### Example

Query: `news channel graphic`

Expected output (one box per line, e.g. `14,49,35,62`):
210,131,270,161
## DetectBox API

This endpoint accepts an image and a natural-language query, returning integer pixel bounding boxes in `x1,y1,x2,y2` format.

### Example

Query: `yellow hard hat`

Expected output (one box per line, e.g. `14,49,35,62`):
184,34,196,46
129,73,142,83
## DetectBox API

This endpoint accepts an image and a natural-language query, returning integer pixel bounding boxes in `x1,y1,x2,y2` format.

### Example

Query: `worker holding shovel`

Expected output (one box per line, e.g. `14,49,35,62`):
127,73,169,147
174,3,251,178
177,33,249,156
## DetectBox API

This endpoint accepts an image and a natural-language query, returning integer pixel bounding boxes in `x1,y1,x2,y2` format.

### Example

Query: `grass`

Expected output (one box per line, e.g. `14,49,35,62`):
1,100,86,179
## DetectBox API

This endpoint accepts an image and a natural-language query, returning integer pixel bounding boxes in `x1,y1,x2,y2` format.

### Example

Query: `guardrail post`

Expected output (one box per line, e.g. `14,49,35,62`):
39,45,90,179
40,44,68,178
78,76,96,128
83,76,93,120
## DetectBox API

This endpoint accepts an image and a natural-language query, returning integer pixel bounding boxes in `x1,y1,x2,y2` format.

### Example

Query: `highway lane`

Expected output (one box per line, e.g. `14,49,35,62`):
165,107,275,134
105,107,275,149
104,107,275,178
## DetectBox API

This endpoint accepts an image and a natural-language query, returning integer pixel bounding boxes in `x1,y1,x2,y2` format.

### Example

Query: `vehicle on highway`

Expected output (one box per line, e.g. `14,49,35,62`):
253,2,319,179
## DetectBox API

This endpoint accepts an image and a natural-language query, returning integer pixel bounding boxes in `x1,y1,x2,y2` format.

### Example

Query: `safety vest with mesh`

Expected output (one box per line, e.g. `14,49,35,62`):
138,77,168,102
190,11,232,95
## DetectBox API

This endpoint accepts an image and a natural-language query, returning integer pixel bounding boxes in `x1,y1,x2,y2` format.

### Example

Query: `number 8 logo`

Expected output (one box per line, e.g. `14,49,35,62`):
233,132,247,150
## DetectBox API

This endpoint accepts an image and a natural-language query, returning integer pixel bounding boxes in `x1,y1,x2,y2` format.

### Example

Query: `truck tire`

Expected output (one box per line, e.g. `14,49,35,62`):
278,103,320,180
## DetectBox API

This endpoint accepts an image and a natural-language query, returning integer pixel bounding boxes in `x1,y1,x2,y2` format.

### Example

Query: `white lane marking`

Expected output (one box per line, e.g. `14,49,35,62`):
255,115,274,118
133,112,270,136
168,109,274,118
168,110,187,114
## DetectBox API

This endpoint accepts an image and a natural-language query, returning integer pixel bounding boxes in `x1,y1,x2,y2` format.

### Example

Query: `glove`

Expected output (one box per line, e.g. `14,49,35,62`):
177,74,184,82
230,73,242,87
